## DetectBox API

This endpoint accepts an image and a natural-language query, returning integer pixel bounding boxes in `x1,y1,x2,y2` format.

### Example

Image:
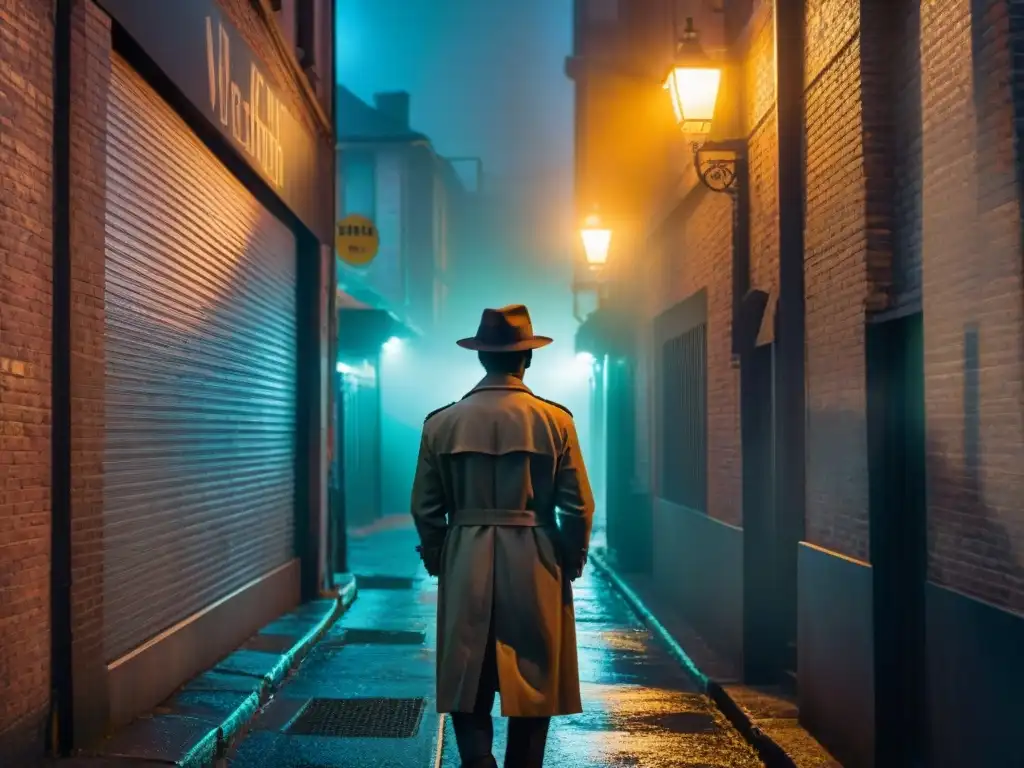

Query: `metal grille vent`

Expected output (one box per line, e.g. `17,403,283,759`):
356,575,416,590
287,697,426,738
340,629,426,646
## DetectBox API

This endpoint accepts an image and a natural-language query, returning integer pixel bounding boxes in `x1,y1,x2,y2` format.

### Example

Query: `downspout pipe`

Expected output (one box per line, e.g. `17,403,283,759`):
774,0,807,661
49,0,74,755
328,0,347,578
732,156,751,356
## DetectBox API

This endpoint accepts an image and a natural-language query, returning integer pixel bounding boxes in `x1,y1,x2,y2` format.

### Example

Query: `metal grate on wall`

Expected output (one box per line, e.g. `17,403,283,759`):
660,323,708,512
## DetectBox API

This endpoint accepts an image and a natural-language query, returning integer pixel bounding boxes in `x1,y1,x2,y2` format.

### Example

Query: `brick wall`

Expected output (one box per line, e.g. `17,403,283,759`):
803,0,872,560
0,0,54,762
921,0,1024,612
743,5,778,338
889,0,924,313
69,0,110,744
639,1,778,528
654,188,740,525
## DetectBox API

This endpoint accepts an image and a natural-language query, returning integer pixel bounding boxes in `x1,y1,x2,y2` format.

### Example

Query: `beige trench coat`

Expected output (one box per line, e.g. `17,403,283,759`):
410,374,595,717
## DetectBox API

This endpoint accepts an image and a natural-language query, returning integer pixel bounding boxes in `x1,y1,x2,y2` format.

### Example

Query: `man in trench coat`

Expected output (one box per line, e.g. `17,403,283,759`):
410,304,596,768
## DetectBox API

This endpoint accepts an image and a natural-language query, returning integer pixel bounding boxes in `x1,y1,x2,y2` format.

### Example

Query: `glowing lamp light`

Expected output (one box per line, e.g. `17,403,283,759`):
580,214,612,267
664,18,721,135
665,66,721,134
382,336,403,354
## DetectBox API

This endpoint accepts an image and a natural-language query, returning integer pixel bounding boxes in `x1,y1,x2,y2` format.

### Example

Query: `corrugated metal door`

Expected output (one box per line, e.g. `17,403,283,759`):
103,57,298,662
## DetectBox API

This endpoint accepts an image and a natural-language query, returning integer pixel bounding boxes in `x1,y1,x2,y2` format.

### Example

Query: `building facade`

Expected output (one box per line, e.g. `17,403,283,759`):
336,87,467,336
571,0,1024,766
330,87,468,530
0,0,336,762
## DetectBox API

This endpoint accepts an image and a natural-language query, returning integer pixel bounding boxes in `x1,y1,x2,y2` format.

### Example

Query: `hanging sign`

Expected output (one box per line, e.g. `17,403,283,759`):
335,214,380,266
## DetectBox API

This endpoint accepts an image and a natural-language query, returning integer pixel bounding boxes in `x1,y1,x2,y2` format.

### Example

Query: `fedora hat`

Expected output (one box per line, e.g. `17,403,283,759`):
456,304,553,352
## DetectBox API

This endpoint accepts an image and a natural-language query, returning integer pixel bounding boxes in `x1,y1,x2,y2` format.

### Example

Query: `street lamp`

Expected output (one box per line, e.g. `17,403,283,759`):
662,17,751,355
573,212,611,322
663,18,722,136
663,17,745,194
580,213,612,267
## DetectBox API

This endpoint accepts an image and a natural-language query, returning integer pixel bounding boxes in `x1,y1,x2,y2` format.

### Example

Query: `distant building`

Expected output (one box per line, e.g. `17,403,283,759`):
331,87,469,529
335,87,468,335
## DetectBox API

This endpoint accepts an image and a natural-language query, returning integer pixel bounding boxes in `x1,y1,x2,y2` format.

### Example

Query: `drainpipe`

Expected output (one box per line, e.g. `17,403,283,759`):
732,156,751,356
773,0,807,665
49,0,73,755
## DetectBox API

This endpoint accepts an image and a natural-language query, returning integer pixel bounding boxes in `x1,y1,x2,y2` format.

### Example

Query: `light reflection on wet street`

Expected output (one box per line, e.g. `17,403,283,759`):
441,569,764,767
228,524,763,767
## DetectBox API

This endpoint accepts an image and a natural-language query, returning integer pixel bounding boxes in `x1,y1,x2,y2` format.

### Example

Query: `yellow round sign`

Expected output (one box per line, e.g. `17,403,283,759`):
335,214,380,266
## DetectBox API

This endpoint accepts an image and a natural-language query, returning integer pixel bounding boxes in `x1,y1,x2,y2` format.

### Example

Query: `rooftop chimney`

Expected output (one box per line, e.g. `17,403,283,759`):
373,92,410,129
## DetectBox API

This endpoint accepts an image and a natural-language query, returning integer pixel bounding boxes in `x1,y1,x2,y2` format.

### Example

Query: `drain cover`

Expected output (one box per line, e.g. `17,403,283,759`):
356,575,415,590
341,628,426,645
287,697,426,738
640,711,720,733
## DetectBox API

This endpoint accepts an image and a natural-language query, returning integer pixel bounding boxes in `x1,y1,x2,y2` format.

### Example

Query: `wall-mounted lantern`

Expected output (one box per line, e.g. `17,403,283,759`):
580,212,612,267
663,18,722,136
663,17,745,195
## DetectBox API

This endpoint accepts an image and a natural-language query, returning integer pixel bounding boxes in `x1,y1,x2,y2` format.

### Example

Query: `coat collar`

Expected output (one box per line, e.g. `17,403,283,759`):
463,373,532,398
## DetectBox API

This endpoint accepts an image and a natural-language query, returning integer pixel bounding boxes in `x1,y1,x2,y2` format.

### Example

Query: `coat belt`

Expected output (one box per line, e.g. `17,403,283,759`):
449,509,552,527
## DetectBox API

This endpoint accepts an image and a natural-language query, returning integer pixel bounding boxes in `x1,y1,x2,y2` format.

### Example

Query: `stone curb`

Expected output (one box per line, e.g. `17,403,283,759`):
178,575,359,768
588,551,798,768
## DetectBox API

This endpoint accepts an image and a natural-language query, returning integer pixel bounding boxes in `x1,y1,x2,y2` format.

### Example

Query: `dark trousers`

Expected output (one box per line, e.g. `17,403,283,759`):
450,615,550,768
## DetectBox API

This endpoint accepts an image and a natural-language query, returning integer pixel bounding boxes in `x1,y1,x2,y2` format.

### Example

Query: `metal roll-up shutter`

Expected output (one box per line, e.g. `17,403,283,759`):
103,56,298,662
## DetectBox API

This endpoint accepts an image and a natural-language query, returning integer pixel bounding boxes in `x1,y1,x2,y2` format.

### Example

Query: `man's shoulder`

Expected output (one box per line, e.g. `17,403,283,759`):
423,401,456,424
527,392,573,419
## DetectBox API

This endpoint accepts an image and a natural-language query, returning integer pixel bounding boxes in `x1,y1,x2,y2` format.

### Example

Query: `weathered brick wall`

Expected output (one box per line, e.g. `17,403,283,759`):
743,4,778,338
921,0,1024,612
803,0,872,560
656,188,740,526
0,0,54,762
640,0,777,528
69,0,111,744
889,0,924,313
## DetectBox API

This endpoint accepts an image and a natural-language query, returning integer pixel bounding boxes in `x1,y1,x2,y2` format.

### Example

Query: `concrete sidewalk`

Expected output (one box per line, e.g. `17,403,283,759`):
225,522,443,767
53,579,357,768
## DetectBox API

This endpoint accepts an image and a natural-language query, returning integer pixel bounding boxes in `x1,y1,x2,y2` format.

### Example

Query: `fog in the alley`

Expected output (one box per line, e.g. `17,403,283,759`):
3,0,1022,767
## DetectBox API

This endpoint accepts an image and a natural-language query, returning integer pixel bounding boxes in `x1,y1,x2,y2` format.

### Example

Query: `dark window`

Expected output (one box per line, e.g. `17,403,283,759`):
296,0,316,68
660,323,708,511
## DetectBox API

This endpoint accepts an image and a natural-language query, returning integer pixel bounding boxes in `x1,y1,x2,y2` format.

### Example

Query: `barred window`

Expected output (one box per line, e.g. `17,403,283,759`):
660,323,708,511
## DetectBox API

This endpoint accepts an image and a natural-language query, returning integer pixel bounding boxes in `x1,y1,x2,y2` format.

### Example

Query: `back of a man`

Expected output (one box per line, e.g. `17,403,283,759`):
410,304,595,768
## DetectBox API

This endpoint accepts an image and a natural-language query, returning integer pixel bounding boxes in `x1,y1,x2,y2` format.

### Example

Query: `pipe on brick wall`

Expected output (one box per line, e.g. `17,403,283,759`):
49,0,74,755
768,0,807,679
731,157,751,356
